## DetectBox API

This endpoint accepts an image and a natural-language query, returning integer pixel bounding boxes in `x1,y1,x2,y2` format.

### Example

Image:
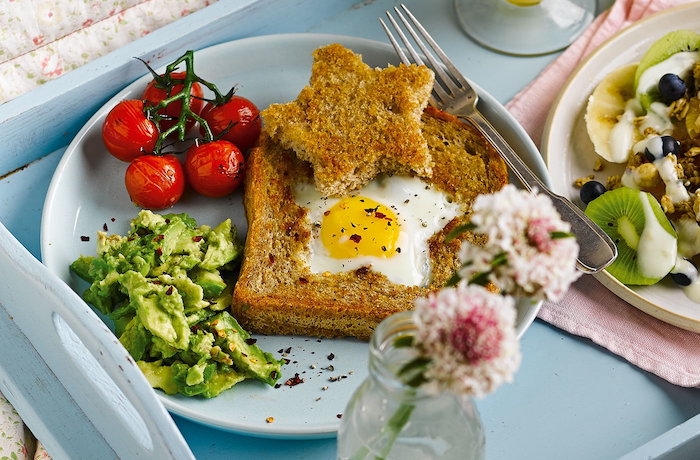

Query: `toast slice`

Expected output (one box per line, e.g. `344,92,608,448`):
262,43,435,197
231,106,508,340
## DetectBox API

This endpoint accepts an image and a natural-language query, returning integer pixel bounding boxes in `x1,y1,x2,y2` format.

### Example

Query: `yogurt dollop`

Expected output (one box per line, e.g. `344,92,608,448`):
636,190,677,279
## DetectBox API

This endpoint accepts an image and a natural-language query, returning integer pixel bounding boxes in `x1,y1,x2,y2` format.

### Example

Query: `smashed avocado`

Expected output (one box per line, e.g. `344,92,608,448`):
70,210,283,398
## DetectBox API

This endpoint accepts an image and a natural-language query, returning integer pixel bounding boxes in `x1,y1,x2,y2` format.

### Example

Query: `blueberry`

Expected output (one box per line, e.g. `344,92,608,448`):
671,258,697,287
580,181,606,204
671,259,698,286
671,272,693,286
658,73,686,104
644,135,680,162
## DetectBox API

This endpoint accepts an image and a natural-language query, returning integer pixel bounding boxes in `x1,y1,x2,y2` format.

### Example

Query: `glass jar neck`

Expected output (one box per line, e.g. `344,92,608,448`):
368,311,428,397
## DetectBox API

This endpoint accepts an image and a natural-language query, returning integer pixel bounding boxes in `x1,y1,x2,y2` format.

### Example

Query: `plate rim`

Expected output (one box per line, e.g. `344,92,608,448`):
541,3,700,333
40,32,546,437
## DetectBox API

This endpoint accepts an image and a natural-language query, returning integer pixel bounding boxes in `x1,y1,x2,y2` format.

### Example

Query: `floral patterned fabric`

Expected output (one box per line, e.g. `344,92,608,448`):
0,0,216,104
0,393,48,460
0,1,215,457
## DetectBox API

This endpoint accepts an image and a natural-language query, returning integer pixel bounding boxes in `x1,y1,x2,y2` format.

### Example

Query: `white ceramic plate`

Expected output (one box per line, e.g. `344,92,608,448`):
41,33,546,438
542,4,700,333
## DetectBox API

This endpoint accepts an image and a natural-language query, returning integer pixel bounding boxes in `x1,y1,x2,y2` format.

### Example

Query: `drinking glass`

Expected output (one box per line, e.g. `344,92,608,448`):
454,0,597,56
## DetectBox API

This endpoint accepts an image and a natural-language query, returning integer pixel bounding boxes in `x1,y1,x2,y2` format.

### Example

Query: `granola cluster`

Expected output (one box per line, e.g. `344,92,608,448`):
577,62,700,225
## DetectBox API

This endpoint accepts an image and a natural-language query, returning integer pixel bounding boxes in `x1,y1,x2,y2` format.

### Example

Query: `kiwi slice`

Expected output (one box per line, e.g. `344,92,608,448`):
585,187,676,285
634,30,700,109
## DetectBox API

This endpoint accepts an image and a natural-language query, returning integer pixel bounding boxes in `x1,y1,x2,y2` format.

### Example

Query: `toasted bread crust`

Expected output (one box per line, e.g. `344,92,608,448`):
421,106,509,284
232,134,423,339
232,108,507,340
261,43,435,197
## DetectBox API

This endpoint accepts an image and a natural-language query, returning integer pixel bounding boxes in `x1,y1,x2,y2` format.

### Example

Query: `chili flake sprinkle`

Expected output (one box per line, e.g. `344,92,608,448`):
284,373,305,387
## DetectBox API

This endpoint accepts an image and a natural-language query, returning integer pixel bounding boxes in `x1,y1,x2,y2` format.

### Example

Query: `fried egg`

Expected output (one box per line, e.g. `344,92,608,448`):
294,175,462,286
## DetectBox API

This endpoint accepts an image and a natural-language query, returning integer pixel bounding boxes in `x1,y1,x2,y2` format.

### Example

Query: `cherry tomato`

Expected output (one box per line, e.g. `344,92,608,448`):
200,95,261,152
102,99,159,162
125,154,185,209
185,140,245,198
142,71,204,132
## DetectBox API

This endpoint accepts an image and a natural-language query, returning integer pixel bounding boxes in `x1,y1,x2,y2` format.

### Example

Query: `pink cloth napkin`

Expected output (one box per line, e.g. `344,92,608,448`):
507,0,700,388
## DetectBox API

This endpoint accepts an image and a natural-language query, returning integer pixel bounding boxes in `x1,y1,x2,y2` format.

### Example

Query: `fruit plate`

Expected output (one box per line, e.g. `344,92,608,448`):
40,33,547,438
541,3,700,333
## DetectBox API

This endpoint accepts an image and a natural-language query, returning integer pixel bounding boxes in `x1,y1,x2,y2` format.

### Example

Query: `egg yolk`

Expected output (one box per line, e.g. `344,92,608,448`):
320,196,401,258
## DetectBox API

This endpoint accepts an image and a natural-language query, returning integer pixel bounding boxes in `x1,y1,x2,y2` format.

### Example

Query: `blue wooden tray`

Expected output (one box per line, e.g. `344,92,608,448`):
2,0,700,458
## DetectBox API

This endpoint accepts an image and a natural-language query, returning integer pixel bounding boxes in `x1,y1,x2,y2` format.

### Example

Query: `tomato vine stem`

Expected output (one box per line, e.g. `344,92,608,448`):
138,50,238,155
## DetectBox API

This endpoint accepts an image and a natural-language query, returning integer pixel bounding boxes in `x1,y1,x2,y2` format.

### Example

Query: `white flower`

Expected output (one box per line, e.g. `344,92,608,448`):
412,283,521,398
457,184,581,301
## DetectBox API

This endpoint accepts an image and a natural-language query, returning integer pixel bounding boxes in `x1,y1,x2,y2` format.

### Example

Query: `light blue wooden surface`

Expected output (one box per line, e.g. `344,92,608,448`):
2,0,700,458
0,217,196,459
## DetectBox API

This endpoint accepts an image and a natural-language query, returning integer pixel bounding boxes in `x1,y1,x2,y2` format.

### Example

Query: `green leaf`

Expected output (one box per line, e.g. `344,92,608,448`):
445,271,462,287
551,231,574,239
445,222,476,243
397,356,431,388
393,335,415,348
468,271,491,287
491,252,508,267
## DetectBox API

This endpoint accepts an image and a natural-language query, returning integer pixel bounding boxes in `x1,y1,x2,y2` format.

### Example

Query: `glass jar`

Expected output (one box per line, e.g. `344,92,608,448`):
454,0,596,56
337,311,485,460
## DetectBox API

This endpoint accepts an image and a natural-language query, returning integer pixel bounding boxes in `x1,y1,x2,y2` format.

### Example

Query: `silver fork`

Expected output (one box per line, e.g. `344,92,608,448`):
380,4,617,274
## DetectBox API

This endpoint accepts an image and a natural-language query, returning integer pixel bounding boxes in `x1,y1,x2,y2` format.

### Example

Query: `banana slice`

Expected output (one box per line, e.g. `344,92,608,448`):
585,63,641,163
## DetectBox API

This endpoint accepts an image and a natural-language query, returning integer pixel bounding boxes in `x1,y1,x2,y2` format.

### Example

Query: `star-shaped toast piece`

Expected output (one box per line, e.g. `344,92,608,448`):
261,43,435,197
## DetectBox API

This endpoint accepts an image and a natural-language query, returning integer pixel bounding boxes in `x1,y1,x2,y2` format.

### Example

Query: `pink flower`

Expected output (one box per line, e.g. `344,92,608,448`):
394,185,580,398
449,305,502,364
412,284,520,397
527,217,557,252
457,185,580,301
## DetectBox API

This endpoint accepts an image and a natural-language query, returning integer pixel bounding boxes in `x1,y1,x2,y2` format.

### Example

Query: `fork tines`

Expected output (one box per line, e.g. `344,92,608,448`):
379,4,473,109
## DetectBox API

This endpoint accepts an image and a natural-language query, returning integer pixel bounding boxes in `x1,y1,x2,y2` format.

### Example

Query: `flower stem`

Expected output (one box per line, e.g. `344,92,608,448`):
345,399,416,460
376,402,416,459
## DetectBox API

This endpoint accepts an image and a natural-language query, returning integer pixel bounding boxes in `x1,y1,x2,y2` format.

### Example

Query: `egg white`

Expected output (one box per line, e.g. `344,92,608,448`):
294,175,462,286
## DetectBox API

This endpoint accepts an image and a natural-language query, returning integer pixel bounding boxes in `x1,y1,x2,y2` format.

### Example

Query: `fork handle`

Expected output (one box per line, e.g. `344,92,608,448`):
465,111,618,274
